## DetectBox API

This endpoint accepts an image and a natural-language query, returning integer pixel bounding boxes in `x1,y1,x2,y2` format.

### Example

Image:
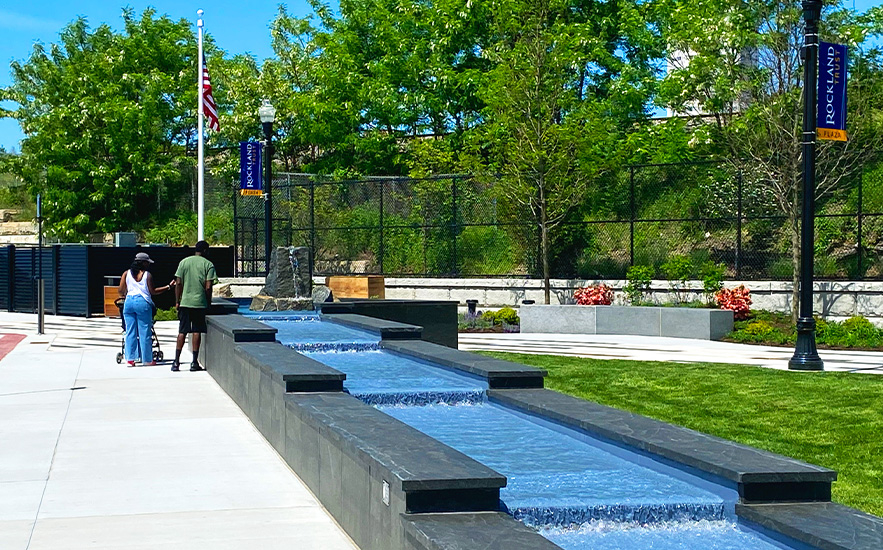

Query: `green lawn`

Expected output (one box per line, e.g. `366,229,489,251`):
480,352,883,517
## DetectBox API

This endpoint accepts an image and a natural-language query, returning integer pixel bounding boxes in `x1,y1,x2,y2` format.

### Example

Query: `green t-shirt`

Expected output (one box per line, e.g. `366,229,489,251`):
175,255,217,309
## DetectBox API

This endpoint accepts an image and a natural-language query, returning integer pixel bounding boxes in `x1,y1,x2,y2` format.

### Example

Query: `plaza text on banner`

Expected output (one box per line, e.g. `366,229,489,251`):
817,42,848,142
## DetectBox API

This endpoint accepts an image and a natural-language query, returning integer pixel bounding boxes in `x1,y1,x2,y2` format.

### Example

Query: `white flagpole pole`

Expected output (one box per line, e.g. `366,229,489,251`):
197,9,205,241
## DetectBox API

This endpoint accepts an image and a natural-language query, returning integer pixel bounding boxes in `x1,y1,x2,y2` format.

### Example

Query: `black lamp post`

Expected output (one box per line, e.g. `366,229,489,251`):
259,99,276,275
789,0,824,371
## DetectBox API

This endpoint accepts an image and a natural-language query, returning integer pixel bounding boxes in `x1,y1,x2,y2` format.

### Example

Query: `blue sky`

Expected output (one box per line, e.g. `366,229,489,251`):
0,0,880,152
0,1,315,152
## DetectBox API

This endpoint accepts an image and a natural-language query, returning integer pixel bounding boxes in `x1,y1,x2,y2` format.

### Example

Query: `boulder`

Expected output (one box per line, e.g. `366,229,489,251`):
249,295,315,312
261,246,312,298
312,285,334,305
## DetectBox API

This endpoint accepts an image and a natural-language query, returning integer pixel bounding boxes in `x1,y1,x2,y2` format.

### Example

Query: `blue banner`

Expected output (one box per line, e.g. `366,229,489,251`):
239,141,263,195
817,42,848,141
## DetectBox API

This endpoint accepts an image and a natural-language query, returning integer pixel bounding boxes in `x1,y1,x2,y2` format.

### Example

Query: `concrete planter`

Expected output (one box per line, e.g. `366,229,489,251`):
519,305,734,340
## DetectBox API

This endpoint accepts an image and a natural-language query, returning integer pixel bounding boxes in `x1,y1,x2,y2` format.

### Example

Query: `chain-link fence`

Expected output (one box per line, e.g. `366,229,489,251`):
231,161,883,280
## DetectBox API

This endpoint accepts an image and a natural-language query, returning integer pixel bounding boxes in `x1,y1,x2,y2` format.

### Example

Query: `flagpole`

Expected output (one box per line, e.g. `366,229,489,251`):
197,9,205,241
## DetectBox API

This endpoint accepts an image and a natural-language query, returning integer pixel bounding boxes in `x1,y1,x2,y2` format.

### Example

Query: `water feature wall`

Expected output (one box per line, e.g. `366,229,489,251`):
320,299,459,348
203,307,883,550
204,312,555,550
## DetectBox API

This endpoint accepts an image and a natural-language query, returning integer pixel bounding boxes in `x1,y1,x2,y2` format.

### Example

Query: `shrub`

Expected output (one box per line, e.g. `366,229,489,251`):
574,284,614,305
154,307,178,322
458,311,494,331
661,255,693,303
624,265,654,304
715,285,752,320
483,306,520,326
743,320,775,337
699,261,726,304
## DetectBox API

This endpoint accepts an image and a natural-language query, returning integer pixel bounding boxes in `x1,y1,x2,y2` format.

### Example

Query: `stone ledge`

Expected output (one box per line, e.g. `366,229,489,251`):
381,340,546,389
320,299,459,348
234,342,345,392
403,512,562,550
208,297,238,315
323,313,423,340
206,314,278,342
487,389,836,501
736,502,883,550
283,392,507,495
520,305,734,340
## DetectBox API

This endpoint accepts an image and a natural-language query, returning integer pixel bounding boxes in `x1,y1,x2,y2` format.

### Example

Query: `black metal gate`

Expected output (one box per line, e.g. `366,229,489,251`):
234,176,297,276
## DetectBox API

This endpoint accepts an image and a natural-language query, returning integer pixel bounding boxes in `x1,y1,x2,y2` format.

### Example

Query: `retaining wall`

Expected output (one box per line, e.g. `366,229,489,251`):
519,305,734,340
217,276,883,325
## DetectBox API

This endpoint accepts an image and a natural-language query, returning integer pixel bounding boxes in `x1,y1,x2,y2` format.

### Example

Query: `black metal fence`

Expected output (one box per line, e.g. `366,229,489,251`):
0,245,234,316
233,161,883,280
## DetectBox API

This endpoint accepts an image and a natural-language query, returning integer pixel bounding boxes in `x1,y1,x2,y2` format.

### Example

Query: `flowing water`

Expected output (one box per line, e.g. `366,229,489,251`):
258,312,805,550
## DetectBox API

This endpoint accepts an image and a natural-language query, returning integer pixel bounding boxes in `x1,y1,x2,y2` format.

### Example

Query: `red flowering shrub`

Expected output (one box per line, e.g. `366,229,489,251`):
715,285,752,320
574,284,614,305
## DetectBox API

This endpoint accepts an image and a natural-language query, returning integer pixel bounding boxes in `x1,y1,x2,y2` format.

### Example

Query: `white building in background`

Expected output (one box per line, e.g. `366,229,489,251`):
665,46,758,118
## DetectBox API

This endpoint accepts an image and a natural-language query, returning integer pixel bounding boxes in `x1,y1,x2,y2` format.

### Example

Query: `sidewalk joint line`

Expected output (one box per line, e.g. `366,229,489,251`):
25,349,85,550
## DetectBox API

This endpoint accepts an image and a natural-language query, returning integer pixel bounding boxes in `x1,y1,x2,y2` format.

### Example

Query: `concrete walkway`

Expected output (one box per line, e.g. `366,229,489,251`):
459,332,883,374
0,314,357,550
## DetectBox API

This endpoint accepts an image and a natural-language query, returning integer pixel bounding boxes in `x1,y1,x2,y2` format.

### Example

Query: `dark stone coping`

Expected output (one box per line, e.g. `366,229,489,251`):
283,392,506,495
381,340,546,389
233,341,345,392
208,297,238,315
488,389,836,498
403,512,563,550
206,313,278,342
323,313,423,340
737,502,883,550
318,299,459,348
328,299,460,307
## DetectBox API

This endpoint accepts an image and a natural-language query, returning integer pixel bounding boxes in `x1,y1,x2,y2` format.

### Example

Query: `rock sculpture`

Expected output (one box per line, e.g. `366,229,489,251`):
249,246,315,311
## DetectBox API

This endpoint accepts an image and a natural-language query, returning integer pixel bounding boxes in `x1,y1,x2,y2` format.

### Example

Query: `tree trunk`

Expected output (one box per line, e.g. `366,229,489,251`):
790,210,800,324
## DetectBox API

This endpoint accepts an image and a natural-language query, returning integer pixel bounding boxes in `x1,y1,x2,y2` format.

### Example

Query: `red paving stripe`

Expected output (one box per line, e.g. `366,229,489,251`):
0,333,26,362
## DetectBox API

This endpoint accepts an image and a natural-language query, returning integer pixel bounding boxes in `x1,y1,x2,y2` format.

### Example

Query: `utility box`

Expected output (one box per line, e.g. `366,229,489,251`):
113,232,137,247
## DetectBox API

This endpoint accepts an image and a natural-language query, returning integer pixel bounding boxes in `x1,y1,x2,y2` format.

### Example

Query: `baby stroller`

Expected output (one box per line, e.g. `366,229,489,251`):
114,298,164,364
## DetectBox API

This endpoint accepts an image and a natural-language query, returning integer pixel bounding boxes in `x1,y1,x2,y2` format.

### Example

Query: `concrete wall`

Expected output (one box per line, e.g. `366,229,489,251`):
519,305,734,340
217,277,883,325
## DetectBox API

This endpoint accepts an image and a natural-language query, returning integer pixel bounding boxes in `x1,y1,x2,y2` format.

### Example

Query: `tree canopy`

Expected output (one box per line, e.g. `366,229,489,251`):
1,9,199,237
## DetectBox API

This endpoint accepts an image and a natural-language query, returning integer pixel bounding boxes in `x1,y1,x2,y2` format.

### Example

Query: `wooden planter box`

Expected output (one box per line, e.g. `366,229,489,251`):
520,305,734,340
104,286,121,317
326,275,385,300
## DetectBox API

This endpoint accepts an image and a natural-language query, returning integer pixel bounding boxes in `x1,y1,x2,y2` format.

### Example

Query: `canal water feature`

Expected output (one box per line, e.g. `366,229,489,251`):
257,313,808,550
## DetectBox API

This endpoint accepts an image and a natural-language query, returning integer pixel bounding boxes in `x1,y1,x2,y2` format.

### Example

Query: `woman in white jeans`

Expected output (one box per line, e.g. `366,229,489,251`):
117,252,174,366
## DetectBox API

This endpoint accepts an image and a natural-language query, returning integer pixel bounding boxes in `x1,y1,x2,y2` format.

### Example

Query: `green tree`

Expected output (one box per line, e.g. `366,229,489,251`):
467,0,662,303
0,9,199,238
249,0,491,176
659,0,883,319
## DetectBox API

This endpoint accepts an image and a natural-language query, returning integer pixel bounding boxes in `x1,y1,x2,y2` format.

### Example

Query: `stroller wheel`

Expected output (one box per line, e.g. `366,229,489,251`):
115,353,123,364
156,351,164,361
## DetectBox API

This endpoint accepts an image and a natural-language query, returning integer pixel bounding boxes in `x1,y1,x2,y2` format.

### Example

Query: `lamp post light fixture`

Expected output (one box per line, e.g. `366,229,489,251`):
259,99,276,275
789,0,824,371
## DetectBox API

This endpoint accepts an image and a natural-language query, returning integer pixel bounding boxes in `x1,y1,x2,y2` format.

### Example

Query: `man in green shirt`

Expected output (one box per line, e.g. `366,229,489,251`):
172,240,217,372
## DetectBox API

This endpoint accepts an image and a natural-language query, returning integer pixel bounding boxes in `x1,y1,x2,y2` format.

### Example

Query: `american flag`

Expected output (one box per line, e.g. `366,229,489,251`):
202,56,220,132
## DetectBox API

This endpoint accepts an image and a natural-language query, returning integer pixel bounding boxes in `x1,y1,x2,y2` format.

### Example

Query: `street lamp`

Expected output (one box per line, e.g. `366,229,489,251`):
789,0,824,371
259,99,276,275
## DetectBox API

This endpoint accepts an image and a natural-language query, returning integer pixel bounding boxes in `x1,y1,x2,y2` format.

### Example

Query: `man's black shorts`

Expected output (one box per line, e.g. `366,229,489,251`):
177,307,208,334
